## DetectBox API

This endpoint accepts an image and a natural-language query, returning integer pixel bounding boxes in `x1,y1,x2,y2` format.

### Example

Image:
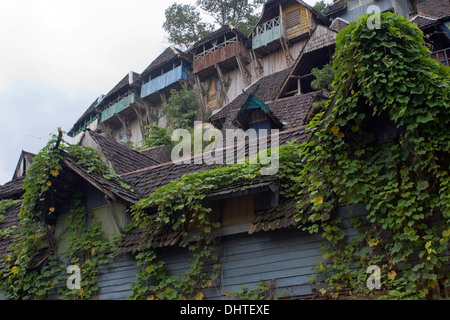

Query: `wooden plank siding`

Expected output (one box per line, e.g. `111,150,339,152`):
193,42,250,78
0,205,366,300
283,4,314,40
96,254,139,300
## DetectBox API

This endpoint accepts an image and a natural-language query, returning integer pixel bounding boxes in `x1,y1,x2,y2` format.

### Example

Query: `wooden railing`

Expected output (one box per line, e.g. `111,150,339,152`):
141,64,189,99
194,36,239,60
101,92,135,122
252,16,284,50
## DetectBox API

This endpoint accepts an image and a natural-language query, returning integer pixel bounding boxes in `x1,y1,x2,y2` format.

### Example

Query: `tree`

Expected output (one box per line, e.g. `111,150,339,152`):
196,0,264,34
164,85,199,130
141,125,174,150
163,0,264,48
163,3,214,49
313,0,328,14
310,63,335,109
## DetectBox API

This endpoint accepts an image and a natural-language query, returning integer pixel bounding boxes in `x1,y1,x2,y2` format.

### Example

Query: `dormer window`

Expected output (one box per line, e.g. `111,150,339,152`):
234,88,282,137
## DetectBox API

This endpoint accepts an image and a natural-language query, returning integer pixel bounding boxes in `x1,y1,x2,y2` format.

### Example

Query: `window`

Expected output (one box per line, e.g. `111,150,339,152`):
348,0,373,10
285,9,300,29
248,120,271,138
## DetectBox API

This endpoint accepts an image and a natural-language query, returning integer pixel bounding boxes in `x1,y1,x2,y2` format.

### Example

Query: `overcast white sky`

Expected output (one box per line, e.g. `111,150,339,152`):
0,0,326,185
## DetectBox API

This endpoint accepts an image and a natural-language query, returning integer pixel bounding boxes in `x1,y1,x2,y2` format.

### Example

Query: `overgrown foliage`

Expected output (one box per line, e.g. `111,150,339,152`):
129,13,449,300
0,199,20,239
164,85,199,130
129,162,261,300
293,13,449,299
0,130,120,299
1,12,448,301
128,146,303,300
311,63,335,109
311,64,334,93
141,85,199,151
141,125,174,151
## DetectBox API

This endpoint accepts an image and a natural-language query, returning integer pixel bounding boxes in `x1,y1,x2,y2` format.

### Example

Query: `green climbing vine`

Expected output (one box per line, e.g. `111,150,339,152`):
0,130,124,299
57,193,115,300
1,12,448,301
128,146,305,300
129,13,449,301
291,13,449,299
0,200,20,240
129,162,262,300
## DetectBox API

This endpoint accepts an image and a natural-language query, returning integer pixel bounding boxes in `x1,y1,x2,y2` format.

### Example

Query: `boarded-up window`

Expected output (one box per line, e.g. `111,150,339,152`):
92,203,127,240
285,9,300,29
222,194,255,227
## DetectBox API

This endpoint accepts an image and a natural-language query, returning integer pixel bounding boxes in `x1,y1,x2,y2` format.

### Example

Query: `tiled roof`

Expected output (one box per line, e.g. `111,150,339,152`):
0,177,25,200
190,24,250,49
411,15,440,29
102,72,140,105
219,91,321,132
263,92,320,129
210,68,293,125
324,0,347,17
86,130,160,175
117,176,279,254
141,47,189,77
417,0,450,19
121,125,308,198
140,145,172,164
250,200,298,234
61,152,142,204
116,225,182,254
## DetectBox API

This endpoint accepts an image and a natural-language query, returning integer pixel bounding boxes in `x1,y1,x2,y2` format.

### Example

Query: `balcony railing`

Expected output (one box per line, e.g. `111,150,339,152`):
252,16,284,50
72,114,99,137
141,64,189,99
193,41,249,74
101,92,135,122
429,48,450,66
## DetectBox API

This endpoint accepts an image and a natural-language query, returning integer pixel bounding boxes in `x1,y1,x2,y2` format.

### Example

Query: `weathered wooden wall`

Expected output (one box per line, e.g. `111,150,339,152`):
193,42,250,74
0,204,365,300
283,3,314,39
96,254,140,300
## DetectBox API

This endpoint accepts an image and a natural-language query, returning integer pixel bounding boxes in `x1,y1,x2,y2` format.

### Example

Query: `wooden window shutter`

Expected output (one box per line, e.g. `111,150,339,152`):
285,9,300,29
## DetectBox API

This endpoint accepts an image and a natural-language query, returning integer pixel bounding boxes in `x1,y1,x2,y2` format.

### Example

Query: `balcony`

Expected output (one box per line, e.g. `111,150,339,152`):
252,16,284,51
141,64,189,99
429,48,450,66
101,92,135,122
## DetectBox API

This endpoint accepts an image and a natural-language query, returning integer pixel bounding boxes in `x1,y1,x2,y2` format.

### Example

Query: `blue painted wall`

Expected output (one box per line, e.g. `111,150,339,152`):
101,203,367,300
339,0,413,22
0,204,366,300
97,255,139,300
141,64,189,99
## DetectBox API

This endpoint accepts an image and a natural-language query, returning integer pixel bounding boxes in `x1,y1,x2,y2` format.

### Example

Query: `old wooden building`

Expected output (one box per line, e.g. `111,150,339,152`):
2,0,448,301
